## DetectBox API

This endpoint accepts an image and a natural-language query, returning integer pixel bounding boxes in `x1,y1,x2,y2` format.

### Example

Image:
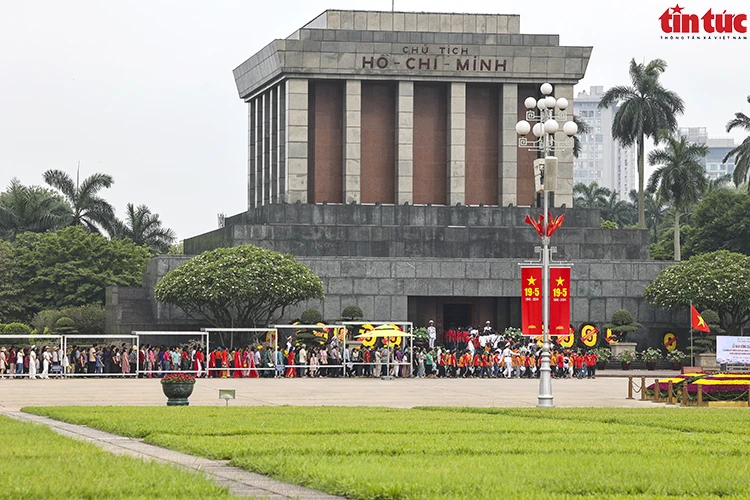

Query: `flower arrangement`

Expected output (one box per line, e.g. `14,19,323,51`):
592,347,612,362
616,349,637,363
640,347,663,362
666,349,687,364
161,373,196,384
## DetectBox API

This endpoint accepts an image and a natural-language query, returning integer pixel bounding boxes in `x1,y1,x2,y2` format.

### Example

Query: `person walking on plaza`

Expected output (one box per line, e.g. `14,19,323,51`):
40,346,51,379
121,346,130,375
427,320,437,349
0,347,6,378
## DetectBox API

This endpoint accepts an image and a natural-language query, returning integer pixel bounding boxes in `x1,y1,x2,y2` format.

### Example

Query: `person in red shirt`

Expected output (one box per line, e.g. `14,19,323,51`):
585,351,598,379
472,352,481,377
555,350,565,378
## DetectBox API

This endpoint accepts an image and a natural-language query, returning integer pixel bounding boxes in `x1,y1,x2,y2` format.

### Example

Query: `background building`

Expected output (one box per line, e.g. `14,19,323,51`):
573,86,636,198
107,10,683,349
677,127,735,180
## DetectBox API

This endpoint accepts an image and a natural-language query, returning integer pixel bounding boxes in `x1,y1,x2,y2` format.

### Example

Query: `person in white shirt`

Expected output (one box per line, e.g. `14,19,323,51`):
28,347,38,379
502,346,513,378
427,320,437,348
41,346,51,379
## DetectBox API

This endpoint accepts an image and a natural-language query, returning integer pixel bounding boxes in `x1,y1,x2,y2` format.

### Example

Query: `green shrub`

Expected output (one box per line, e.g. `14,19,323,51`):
32,305,105,335
54,316,77,334
3,322,32,335
300,309,323,325
611,310,634,326
341,305,363,320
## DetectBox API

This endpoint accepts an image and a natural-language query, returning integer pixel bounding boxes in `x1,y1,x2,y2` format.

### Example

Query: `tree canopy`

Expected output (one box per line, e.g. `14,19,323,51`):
11,226,150,319
684,190,750,257
43,168,115,233
724,95,750,192
0,179,72,239
643,250,750,334
154,245,324,328
111,203,176,255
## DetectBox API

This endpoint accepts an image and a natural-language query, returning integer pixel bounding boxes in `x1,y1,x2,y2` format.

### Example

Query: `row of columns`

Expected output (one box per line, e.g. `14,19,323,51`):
255,78,573,208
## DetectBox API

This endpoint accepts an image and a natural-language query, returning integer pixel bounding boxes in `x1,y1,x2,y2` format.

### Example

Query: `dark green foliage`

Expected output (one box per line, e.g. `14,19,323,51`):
0,239,23,322
110,203,176,255
0,179,72,239
43,169,115,234
12,226,150,319
300,309,323,324
54,317,77,334
341,305,364,320
603,309,642,341
3,322,31,335
684,191,750,257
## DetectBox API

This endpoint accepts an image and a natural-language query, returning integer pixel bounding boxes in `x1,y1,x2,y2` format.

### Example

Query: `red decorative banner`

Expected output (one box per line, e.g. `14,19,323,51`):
549,267,571,336
521,267,542,335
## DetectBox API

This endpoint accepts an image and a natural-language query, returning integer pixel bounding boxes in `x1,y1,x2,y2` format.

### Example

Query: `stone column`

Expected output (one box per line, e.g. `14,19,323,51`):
396,81,414,204
285,78,309,204
248,100,256,209
554,84,574,207
500,83,518,206
448,82,465,205
343,80,361,204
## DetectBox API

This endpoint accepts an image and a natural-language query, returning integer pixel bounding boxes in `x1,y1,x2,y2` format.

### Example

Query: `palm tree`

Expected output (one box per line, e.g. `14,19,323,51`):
111,203,176,254
703,173,732,196
573,181,610,209
43,168,115,233
647,132,708,261
601,190,637,228
629,188,667,243
572,115,591,159
599,59,685,229
723,95,750,192
0,179,72,239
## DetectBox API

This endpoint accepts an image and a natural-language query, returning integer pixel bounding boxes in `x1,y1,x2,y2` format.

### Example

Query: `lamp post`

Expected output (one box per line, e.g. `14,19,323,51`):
515,82,577,408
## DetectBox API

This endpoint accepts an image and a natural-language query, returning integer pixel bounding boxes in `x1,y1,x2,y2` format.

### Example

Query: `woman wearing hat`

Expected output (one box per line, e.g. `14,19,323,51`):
0,347,6,378
28,346,38,379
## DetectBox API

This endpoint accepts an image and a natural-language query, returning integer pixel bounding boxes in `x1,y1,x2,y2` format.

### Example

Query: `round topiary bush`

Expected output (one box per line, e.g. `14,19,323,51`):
300,309,323,325
3,322,32,335
54,316,77,333
341,305,364,320
700,309,720,325
611,310,634,326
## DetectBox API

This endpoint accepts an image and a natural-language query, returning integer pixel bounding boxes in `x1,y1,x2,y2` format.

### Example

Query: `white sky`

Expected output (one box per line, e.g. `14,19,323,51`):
1,0,748,239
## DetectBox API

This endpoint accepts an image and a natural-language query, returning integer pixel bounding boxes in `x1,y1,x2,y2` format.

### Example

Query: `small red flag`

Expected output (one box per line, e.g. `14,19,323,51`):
691,305,711,332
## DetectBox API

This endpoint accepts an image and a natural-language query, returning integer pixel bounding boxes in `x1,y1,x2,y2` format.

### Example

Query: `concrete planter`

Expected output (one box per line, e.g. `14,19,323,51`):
696,353,720,371
610,342,637,360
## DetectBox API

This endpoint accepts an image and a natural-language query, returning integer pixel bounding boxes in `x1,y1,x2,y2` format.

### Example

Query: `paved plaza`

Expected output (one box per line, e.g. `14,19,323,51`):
0,373,672,412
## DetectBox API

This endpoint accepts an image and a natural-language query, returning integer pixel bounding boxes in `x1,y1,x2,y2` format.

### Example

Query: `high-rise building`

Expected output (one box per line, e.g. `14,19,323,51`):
677,127,735,180
573,86,636,198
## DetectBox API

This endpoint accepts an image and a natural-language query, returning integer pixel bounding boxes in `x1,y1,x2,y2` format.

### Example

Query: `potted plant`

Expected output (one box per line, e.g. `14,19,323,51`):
161,373,196,406
666,349,687,370
413,327,429,348
616,349,637,370
592,347,612,370
640,347,662,370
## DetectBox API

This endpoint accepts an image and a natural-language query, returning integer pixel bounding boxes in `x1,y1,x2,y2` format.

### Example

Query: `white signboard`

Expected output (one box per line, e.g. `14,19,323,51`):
716,336,750,365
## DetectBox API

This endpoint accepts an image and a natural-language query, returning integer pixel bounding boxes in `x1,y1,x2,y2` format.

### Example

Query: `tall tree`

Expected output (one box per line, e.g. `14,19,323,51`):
572,115,591,159
0,179,71,239
723,95,750,192
43,168,115,234
685,190,750,257
599,59,685,229
111,203,176,255
647,133,708,261
704,173,733,196
601,190,636,228
573,181,610,209
628,188,666,243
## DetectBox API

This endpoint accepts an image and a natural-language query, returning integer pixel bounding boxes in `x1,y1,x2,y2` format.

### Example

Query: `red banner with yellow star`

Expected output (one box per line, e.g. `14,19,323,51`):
549,267,571,336
521,267,542,335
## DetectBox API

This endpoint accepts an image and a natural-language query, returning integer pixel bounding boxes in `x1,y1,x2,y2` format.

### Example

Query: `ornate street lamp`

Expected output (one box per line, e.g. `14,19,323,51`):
516,82,577,408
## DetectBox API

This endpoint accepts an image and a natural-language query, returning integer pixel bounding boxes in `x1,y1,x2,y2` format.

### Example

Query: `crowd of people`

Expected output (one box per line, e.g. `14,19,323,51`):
0,321,599,380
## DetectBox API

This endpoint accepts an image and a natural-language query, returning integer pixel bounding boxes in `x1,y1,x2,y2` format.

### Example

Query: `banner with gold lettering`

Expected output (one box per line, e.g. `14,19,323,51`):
549,267,571,336
521,267,542,335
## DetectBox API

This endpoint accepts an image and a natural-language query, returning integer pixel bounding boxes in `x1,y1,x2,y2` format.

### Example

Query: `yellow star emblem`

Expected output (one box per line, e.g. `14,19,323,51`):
555,277,565,286
697,316,706,327
527,276,537,286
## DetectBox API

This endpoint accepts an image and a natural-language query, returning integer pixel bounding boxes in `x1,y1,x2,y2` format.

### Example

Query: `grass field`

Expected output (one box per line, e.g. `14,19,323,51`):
0,414,236,499
24,406,750,500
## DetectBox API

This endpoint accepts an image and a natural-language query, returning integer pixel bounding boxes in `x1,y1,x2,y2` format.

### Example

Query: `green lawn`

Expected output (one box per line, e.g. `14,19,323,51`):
0,414,235,499
23,406,750,499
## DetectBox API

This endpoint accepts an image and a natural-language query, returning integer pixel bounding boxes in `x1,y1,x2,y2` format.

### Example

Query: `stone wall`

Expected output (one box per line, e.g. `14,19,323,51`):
111,254,677,350
184,204,649,261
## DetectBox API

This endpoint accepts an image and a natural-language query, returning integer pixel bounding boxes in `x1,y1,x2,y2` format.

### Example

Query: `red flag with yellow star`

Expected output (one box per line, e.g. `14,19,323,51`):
549,267,571,336
521,267,542,335
691,305,710,332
